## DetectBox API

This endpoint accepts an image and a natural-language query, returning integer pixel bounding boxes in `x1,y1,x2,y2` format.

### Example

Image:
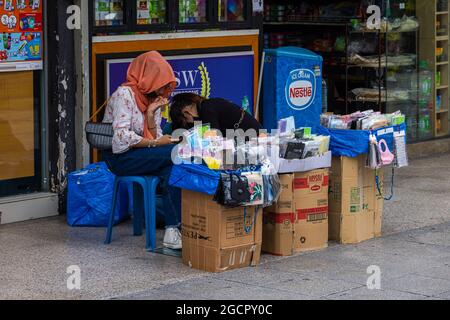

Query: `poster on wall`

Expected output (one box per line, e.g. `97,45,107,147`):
0,0,43,71
106,52,255,128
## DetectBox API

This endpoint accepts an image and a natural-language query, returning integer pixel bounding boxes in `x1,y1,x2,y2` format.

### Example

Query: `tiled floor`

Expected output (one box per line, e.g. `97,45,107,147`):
1,154,450,300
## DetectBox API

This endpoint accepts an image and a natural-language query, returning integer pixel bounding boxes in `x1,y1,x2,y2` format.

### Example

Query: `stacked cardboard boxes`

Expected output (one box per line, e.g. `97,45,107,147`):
262,169,329,256
182,190,262,273
328,155,384,244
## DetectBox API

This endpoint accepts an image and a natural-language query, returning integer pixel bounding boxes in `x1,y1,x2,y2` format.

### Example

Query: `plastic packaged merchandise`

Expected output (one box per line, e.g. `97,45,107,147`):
321,110,406,131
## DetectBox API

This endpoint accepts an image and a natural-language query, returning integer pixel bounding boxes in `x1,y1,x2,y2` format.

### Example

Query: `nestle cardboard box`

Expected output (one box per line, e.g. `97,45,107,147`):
293,169,329,253
182,190,262,273
263,169,329,256
329,156,384,244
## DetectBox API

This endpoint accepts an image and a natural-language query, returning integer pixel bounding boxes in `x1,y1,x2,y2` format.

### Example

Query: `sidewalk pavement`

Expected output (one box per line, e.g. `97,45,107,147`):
0,154,449,300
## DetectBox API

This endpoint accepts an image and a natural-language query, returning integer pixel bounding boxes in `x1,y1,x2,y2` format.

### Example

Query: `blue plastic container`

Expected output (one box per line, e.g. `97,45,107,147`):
263,47,323,130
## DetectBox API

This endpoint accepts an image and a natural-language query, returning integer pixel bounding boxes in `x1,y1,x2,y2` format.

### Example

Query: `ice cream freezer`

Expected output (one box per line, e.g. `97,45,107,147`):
263,47,323,130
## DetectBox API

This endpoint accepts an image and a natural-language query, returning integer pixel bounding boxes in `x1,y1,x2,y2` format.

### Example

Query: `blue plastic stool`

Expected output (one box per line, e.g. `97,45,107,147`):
105,176,160,251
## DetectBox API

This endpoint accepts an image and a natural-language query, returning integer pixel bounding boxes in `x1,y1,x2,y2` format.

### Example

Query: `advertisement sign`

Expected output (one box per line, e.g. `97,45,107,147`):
106,52,255,127
0,0,43,70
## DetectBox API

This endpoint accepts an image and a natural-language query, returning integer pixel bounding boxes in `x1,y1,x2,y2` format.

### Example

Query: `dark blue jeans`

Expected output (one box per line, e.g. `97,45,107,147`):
103,146,181,228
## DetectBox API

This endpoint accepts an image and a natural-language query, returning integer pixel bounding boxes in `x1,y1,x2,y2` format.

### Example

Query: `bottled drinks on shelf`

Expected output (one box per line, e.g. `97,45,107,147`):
418,108,431,139
418,60,433,139
419,60,432,102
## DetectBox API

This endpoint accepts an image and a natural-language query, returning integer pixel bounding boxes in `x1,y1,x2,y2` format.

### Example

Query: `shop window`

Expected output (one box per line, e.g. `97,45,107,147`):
136,0,167,25
179,0,207,23
219,0,245,22
95,0,125,27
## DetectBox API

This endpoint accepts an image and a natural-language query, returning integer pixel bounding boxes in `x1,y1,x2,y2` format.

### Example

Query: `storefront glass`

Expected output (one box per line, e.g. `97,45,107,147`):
262,0,445,142
219,0,246,22
179,0,207,23
417,0,450,138
136,0,167,25
95,0,125,27
0,0,44,197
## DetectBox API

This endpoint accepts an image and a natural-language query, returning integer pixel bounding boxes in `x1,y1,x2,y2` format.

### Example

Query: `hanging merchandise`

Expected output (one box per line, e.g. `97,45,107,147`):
376,166,395,201
394,130,409,168
214,173,251,208
241,172,264,206
378,139,395,166
262,173,281,208
367,134,382,169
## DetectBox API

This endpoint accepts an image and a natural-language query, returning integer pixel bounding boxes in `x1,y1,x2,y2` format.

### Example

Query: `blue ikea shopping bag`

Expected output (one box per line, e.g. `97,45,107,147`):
67,162,130,227
169,164,221,195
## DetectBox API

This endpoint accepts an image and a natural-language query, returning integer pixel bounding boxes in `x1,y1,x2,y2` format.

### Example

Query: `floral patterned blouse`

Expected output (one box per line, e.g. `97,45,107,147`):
103,86,163,154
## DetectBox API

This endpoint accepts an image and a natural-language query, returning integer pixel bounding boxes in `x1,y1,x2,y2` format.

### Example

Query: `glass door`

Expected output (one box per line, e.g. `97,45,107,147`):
0,0,44,197
0,71,42,197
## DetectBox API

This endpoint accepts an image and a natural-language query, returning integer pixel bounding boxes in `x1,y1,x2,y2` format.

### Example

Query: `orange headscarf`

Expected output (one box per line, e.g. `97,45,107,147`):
122,51,176,140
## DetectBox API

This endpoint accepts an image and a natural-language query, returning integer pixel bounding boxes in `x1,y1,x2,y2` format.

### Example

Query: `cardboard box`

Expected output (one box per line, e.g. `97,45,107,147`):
293,169,329,253
263,174,296,256
263,170,329,256
269,151,332,174
329,156,384,244
182,190,262,273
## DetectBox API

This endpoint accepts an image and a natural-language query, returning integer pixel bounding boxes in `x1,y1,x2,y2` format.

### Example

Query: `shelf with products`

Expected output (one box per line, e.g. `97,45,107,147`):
262,0,421,140
91,0,255,35
418,0,450,138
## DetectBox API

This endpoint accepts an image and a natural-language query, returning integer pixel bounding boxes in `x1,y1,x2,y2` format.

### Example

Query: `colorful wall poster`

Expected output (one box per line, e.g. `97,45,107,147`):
0,0,42,69
0,31,42,62
0,0,42,33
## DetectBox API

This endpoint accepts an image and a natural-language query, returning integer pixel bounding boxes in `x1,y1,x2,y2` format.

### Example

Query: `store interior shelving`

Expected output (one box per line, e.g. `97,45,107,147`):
417,0,450,137
263,0,424,141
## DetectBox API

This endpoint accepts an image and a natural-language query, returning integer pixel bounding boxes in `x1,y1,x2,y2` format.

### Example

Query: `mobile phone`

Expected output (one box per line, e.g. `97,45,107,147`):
171,137,183,144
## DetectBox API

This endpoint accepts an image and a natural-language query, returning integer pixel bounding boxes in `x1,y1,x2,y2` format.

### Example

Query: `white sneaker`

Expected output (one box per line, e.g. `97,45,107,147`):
163,228,182,250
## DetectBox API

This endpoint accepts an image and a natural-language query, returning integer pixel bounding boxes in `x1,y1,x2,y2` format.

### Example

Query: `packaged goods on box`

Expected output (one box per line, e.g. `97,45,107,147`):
262,117,332,174
329,156,384,244
182,190,262,273
263,169,329,256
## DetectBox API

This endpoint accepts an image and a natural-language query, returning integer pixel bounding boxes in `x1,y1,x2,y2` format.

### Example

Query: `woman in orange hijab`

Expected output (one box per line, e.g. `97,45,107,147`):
103,51,182,250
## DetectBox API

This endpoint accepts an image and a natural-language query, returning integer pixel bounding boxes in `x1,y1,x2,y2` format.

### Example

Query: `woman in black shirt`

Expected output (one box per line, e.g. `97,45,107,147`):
170,93,263,136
